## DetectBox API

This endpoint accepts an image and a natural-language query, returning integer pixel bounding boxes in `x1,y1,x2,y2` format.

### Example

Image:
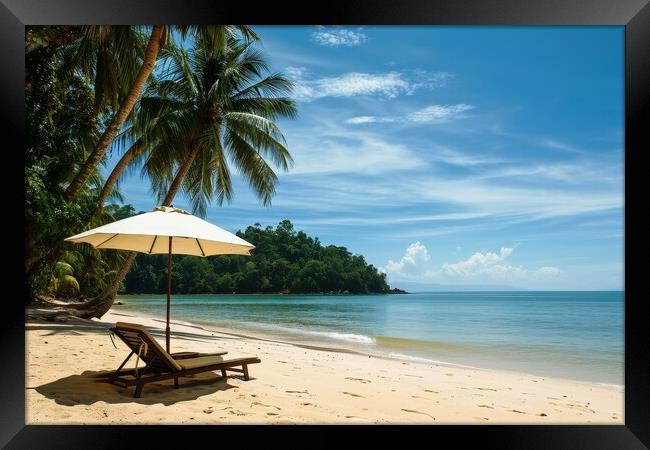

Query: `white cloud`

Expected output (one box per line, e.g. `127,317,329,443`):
269,164,621,223
429,147,504,166
313,72,410,98
293,212,490,227
286,68,451,102
346,104,475,126
312,27,367,47
407,104,475,123
439,247,513,277
285,66,307,79
381,244,561,286
477,161,622,185
345,116,395,124
382,242,431,276
289,135,423,175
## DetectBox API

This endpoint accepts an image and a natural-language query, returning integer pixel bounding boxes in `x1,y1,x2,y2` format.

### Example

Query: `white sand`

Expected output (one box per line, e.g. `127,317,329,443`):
26,310,624,424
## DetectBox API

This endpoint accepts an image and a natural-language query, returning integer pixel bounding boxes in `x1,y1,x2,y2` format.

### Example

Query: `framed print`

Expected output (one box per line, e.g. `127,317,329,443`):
6,0,649,448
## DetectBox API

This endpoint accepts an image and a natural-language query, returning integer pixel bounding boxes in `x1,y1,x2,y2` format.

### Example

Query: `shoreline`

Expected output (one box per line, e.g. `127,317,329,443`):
26,308,624,424
115,291,410,296
112,303,623,389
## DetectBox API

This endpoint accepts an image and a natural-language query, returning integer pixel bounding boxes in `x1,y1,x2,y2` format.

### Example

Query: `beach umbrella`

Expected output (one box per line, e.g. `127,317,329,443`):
65,206,255,352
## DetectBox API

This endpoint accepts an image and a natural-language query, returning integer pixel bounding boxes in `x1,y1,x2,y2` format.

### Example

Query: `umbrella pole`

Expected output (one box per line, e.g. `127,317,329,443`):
166,236,172,353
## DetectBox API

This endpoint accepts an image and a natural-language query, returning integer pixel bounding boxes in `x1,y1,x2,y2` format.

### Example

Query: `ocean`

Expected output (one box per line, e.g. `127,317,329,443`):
115,291,624,386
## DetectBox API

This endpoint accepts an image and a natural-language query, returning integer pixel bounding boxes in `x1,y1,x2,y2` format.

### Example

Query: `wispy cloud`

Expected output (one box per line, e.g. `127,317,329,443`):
272,163,622,224
311,27,367,47
293,212,491,227
540,138,586,155
286,67,452,102
428,147,505,166
345,104,474,125
289,135,424,175
475,159,623,186
407,104,475,123
381,244,561,285
345,116,395,124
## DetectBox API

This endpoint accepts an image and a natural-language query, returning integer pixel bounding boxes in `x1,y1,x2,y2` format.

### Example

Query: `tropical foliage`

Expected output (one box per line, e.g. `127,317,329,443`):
124,220,390,295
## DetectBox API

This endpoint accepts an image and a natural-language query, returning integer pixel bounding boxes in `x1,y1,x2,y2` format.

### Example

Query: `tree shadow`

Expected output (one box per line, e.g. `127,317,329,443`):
33,369,242,406
26,321,240,343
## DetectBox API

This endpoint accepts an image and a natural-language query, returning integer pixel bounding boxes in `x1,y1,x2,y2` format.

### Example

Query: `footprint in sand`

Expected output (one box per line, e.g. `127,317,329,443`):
424,389,438,394
401,409,435,420
345,377,371,384
342,392,366,398
509,409,527,414
203,409,213,414
286,390,309,394
474,387,498,391
477,404,494,409
266,412,279,416
252,401,281,410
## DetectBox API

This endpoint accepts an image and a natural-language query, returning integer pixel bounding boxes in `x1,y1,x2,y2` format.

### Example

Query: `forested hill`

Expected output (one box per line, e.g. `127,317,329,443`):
123,220,392,295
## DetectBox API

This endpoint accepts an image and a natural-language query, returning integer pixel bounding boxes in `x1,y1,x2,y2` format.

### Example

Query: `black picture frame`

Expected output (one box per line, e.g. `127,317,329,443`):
7,0,648,448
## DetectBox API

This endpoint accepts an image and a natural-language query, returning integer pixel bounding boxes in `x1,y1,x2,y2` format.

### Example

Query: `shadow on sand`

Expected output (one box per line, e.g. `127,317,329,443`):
26,318,241,343
32,369,242,406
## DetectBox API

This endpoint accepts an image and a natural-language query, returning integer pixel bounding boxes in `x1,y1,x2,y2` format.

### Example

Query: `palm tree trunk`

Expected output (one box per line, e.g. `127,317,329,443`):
75,145,201,319
162,145,201,205
64,25,164,200
68,251,137,318
97,141,143,206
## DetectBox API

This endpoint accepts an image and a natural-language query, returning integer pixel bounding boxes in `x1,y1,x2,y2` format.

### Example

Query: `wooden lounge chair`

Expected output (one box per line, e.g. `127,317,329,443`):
108,322,261,398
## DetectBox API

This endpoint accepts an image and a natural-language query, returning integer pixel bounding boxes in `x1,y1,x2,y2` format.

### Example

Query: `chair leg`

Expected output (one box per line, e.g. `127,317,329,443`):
174,376,179,388
221,369,227,378
243,364,250,381
110,351,134,382
132,362,152,398
134,382,144,398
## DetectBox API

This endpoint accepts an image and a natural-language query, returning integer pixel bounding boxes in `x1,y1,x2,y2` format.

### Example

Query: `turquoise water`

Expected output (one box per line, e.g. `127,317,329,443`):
115,291,624,385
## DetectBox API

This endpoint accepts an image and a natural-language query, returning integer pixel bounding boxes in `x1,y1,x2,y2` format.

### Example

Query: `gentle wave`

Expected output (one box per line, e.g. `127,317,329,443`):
304,330,375,344
387,352,480,369
224,322,376,344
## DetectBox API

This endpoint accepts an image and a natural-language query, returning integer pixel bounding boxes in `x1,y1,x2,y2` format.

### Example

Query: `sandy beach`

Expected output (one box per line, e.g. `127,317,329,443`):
26,309,624,424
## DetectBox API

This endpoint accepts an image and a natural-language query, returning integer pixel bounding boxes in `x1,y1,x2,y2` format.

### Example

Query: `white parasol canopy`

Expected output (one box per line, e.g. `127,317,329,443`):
65,206,255,257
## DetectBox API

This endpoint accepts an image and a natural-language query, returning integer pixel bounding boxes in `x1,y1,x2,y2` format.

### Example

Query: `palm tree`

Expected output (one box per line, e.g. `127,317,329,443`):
73,32,298,319
65,25,260,201
64,25,166,200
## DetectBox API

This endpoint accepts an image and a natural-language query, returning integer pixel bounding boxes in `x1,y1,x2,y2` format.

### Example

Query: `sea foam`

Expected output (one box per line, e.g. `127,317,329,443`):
304,330,375,344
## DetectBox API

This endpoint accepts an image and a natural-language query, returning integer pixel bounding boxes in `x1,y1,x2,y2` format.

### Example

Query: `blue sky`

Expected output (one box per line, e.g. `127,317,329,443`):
106,26,624,291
